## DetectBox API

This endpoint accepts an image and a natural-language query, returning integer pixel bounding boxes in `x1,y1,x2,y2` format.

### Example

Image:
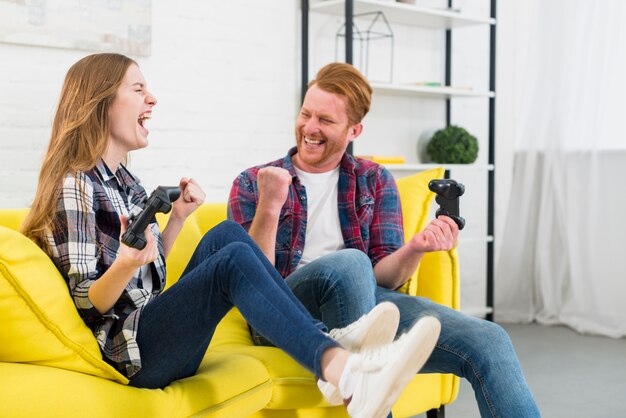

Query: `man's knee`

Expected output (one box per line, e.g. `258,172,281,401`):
483,321,511,344
471,320,518,365
326,249,375,286
330,249,372,272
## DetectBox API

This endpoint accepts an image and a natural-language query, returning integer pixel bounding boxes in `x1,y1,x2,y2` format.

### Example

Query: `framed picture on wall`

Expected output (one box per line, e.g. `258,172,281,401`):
0,0,151,56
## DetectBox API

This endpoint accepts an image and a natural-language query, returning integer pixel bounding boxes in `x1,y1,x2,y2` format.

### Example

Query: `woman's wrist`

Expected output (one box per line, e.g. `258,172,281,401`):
168,210,187,226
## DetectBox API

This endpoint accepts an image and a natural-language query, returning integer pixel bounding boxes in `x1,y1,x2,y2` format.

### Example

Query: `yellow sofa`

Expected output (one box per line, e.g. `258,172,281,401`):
0,168,459,417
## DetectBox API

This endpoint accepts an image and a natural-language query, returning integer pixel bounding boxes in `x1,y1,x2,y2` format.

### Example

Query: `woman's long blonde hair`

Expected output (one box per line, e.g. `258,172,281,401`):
22,53,136,251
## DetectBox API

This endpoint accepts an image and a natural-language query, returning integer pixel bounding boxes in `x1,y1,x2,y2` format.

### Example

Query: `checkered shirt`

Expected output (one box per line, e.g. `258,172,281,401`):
228,147,405,278
47,159,166,378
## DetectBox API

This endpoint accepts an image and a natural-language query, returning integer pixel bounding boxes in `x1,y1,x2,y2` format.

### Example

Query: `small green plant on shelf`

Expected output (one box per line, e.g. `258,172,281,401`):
426,125,478,164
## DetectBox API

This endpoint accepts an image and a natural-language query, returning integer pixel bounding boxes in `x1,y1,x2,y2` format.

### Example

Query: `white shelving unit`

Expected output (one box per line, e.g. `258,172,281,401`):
302,1,497,325
310,0,494,28
384,163,495,172
371,81,494,99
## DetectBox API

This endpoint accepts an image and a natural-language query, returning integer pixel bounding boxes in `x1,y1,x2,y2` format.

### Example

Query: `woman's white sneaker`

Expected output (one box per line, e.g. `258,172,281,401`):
341,316,441,418
317,302,400,405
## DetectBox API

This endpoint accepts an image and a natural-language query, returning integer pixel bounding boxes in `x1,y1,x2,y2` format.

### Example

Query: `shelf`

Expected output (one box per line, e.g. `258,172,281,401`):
303,0,497,321
372,82,494,99
310,0,495,29
383,163,495,171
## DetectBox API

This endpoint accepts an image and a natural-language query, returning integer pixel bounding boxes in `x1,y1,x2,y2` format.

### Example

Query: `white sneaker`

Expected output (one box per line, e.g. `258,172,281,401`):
329,302,400,351
343,316,441,418
317,302,400,406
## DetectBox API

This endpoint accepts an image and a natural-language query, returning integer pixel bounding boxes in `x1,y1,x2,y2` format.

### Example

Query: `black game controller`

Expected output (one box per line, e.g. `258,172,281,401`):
428,179,466,230
121,186,181,250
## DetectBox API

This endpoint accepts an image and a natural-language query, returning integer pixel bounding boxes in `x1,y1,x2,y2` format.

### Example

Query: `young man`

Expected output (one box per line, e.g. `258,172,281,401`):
228,63,540,417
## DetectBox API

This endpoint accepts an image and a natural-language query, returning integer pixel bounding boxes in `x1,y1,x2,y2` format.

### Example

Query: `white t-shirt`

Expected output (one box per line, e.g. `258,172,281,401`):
140,264,153,293
294,166,345,268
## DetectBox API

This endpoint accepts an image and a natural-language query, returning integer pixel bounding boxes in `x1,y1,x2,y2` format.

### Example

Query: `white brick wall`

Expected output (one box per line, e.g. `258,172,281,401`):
0,1,299,207
0,0,507,315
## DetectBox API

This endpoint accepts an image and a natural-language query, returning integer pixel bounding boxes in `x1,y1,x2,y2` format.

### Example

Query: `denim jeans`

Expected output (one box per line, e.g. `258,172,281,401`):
129,221,338,389
258,249,541,418
250,248,376,344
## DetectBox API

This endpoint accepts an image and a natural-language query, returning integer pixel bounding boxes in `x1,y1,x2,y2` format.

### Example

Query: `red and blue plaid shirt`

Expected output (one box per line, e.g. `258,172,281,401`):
228,148,405,278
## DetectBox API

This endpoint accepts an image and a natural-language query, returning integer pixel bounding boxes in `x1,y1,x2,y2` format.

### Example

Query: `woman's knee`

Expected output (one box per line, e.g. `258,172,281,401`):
199,220,250,248
210,220,246,237
220,241,254,259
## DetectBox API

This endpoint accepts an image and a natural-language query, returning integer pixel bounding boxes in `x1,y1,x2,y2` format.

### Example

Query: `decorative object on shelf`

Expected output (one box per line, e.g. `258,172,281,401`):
335,11,394,83
411,81,443,87
426,125,479,164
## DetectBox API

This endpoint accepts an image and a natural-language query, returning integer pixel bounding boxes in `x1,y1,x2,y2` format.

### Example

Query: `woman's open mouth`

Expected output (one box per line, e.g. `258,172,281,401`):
138,112,151,135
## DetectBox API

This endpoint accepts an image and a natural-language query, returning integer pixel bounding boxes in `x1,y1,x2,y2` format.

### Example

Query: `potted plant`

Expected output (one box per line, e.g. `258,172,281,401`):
426,125,478,164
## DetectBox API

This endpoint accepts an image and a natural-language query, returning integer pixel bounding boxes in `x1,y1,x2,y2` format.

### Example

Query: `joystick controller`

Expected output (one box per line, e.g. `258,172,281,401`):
121,186,181,250
428,179,466,230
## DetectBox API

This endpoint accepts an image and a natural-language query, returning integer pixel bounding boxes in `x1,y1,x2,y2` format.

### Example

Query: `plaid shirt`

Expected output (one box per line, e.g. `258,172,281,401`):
47,160,166,378
228,147,404,278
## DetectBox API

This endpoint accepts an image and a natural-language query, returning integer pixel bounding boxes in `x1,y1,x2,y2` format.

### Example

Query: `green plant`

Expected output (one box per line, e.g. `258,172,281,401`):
426,125,479,164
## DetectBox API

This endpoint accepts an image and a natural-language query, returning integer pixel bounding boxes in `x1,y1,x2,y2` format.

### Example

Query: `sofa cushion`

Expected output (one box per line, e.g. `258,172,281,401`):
395,167,445,295
0,226,127,383
0,351,272,418
209,309,330,410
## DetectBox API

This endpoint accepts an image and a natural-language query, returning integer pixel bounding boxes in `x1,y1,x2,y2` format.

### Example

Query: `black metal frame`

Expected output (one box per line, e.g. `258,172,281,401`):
300,0,497,412
427,407,446,418
444,0,497,321
486,0,497,322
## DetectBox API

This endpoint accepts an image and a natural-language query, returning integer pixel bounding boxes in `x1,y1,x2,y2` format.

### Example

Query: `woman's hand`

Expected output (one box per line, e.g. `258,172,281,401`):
117,215,159,269
87,216,159,314
171,177,205,222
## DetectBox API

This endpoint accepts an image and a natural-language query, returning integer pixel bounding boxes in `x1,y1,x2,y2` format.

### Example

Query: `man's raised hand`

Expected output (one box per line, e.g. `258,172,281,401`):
257,167,292,213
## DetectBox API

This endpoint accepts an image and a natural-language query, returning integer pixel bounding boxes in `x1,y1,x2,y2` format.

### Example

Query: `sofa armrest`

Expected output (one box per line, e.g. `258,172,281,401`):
415,248,460,310
0,209,29,231
397,247,460,311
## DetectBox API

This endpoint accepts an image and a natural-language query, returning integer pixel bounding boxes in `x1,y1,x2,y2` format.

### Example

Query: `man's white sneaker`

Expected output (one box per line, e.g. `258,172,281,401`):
317,302,400,406
329,301,400,351
342,315,441,418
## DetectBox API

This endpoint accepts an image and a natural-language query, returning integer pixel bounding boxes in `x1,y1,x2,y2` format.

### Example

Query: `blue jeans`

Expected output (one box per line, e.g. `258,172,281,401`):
250,249,376,345
129,221,338,389
263,249,541,418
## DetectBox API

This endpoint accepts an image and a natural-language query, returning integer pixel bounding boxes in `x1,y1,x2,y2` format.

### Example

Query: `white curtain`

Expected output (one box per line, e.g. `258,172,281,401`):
496,0,626,337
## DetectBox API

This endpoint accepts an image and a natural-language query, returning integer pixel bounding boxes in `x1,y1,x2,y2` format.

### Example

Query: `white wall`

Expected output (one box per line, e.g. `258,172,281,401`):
0,0,515,316
0,1,300,207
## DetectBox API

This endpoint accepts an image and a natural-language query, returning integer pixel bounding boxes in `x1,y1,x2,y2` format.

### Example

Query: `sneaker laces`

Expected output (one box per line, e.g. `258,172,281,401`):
328,313,368,340
351,329,415,373
350,343,394,372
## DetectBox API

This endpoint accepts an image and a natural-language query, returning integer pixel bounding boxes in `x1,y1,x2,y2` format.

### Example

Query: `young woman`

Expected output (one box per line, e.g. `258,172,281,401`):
22,53,441,418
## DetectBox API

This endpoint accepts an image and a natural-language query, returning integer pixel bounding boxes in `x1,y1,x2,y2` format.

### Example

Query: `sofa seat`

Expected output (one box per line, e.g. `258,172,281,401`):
0,219,272,418
0,167,459,417
0,352,271,418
